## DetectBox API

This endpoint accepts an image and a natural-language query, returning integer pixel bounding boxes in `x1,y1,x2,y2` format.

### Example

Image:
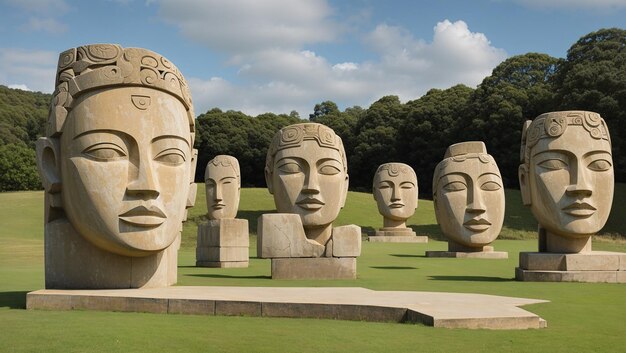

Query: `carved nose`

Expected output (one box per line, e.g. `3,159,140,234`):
302,170,320,194
214,184,223,201
391,185,401,201
567,163,593,197
467,185,486,214
126,159,159,199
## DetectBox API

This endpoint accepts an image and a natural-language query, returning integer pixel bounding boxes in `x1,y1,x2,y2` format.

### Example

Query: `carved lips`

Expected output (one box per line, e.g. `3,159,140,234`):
212,202,226,210
119,205,166,227
463,218,492,232
389,202,405,209
562,201,596,217
296,197,325,210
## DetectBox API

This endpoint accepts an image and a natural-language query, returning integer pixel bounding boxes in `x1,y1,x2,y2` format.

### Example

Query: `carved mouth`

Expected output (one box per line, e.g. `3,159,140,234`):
463,218,491,232
563,202,596,217
212,203,226,210
296,197,325,210
389,202,405,209
119,205,166,227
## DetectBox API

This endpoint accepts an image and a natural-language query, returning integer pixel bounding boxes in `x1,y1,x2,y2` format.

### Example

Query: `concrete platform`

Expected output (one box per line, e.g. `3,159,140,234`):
516,251,626,283
26,286,547,329
368,235,429,243
426,251,508,259
271,258,356,279
195,261,249,268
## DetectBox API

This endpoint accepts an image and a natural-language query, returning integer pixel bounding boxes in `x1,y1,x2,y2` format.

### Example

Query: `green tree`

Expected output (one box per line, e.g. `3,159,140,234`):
0,143,41,191
309,100,340,121
457,53,559,186
553,28,626,181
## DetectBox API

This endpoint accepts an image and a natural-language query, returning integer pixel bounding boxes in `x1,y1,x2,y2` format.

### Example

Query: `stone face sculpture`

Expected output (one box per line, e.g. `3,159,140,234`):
196,155,249,268
35,44,197,289
427,142,507,258
369,163,427,243
516,111,623,282
258,123,361,279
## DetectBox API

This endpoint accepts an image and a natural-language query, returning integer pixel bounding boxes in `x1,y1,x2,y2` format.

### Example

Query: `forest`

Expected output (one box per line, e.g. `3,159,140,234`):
1,28,625,196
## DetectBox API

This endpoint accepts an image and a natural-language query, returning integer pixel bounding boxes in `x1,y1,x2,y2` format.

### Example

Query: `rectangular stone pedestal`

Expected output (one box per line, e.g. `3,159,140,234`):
196,219,249,268
425,251,508,259
271,258,357,279
369,235,428,243
515,251,626,283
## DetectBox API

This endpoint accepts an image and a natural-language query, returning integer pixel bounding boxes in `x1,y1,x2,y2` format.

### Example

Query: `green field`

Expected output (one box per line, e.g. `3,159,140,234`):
1,186,626,352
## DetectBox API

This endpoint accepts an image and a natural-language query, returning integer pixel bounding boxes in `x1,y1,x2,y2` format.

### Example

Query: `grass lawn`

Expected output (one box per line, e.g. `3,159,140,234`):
1,186,626,352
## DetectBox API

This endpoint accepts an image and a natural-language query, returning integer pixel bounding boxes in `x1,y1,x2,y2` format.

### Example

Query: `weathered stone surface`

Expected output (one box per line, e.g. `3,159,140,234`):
368,235,428,243
26,286,548,330
35,44,196,289
425,250,508,259
515,268,626,283
374,228,416,237
197,219,249,247
519,251,626,271
271,258,357,279
433,142,505,253
331,225,361,257
196,246,248,262
257,214,325,258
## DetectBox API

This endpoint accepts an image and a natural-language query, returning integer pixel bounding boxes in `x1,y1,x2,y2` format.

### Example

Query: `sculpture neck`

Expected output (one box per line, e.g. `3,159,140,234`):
304,224,333,246
538,227,592,253
383,218,406,229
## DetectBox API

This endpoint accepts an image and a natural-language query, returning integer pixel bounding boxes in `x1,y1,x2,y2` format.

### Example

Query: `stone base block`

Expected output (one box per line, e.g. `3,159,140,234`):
257,214,325,258
196,261,249,268
197,219,249,247
196,246,248,263
374,229,416,237
426,251,508,259
271,257,356,279
369,235,428,243
516,251,626,283
330,225,361,257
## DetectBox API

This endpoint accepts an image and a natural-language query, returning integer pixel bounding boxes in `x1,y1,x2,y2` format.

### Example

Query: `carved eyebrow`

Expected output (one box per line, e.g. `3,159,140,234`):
152,135,190,147
73,129,126,141
220,176,237,181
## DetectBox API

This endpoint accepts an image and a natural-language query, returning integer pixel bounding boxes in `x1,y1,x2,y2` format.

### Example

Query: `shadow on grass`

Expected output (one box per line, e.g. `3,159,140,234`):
187,274,271,280
370,266,417,270
390,254,425,258
0,291,28,309
360,226,376,236
238,210,275,234
428,275,513,282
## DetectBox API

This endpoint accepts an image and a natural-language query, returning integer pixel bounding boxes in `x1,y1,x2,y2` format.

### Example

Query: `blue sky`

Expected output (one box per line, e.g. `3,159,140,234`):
1,0,625,117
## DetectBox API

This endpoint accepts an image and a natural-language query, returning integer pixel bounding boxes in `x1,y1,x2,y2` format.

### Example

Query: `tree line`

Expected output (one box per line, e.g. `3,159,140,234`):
1,28,625,195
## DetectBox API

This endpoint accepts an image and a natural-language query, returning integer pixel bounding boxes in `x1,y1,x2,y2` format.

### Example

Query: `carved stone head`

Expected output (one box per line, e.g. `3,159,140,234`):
205,155,240,220
519,111,613,239
373,163,418,227
264,123,349,243
433,142,505,248
36,44,197,257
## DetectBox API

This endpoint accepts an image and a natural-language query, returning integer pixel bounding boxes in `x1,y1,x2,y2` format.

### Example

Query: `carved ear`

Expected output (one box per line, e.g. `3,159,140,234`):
35,137,61,194
340,174,349,208
264,167,274,194
519,164,531,206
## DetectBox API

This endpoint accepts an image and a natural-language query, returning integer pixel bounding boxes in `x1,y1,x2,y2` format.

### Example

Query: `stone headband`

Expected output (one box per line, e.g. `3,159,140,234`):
520,111,611,164
47,44,195,140
206,155,241,183
265,123,347,174
432,142,498,195
373,163,416,188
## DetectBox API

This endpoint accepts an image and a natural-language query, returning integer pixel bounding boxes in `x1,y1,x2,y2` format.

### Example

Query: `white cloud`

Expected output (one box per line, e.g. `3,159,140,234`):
8,84,31,91
185,19,507,117
514,0,626,9
20,17,68,34
157,0,338,53
0,48,57,93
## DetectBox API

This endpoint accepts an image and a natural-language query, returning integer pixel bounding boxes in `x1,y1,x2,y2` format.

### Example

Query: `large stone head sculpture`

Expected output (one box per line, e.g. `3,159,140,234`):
205,155,240,220
518,111,613,243
433,142,505,248
264,123,349,245
373,163,418,228
36,44,197,258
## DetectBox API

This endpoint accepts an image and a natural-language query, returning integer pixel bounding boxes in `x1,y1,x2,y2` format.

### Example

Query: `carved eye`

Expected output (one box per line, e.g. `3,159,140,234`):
443,181,466,192
319,165,341,175
155,148,186,165
83,143,126,161
538,159,568,170
378,182,391,189
481,181,501,191
400,182,414,190
278,162,303,174
588,159,611,172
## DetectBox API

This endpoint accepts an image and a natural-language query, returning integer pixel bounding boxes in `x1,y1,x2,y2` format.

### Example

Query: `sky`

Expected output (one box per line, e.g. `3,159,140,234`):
0,0,625,118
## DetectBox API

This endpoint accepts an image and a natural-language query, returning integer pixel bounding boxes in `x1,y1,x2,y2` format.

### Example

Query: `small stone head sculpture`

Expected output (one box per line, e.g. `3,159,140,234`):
36,44,197,257
372,163,418,228
265,123,349,245
205,155,240,220
518,111,613,240
433,142,505,248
